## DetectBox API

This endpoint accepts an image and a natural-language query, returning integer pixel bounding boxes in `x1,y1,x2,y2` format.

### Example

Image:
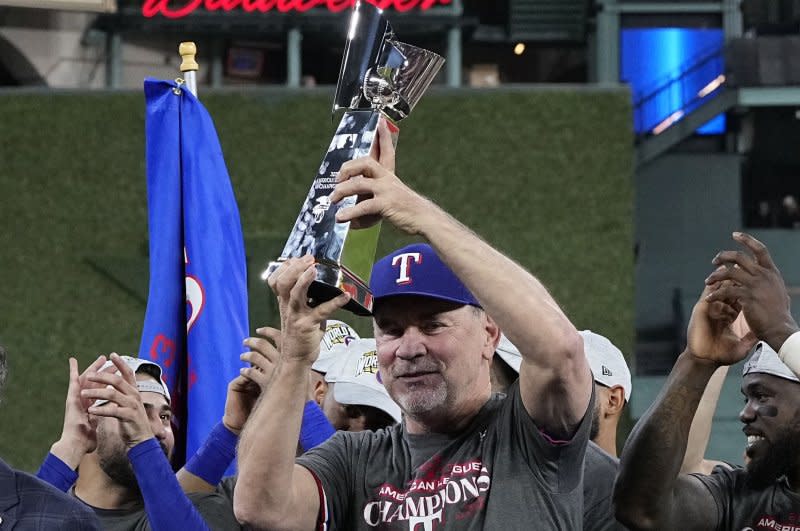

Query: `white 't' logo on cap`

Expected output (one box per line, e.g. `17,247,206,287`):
392,252,422,285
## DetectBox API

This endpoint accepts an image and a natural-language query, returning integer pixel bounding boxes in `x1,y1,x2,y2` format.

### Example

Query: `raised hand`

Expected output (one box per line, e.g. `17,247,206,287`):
50,355,108,469
222,327,285,434
687,284,757,366
240,327,282,391
705,232,799,350
220,375,260,436
267,256,350,366
330,119,432,233
83,354,156,449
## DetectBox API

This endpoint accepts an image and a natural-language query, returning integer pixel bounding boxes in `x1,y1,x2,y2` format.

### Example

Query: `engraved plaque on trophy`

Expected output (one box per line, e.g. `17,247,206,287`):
262,0,444,316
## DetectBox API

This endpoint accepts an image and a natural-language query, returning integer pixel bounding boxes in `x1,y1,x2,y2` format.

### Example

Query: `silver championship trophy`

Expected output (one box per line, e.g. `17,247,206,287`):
262,1,444,315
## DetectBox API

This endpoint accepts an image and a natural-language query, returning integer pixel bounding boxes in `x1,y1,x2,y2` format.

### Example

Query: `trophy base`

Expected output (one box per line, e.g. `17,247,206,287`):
265,260,374,316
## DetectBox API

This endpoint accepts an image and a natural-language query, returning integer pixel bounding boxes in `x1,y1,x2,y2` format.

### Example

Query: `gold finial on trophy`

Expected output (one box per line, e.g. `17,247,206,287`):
179,42,199,72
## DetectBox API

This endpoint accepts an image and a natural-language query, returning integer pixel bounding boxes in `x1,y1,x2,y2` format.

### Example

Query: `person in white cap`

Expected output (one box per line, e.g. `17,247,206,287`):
310,319,361,406
685,232,800,476
495,332,629,531
37,353,239,530
496,330,631,457
615,253,800,531
321,338,401,431
581,331,632,457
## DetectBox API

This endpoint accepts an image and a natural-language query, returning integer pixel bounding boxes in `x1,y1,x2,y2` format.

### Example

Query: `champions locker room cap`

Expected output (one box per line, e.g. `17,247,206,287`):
494,331,632,401
94,355,171,405
311,320,361,374
324,338,402,423
743,341,800,384
580,330,632,402
369,243,480,307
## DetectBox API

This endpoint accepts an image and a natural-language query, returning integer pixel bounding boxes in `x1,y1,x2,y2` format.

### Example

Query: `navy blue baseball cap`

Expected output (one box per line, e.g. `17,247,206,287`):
369,243,481,307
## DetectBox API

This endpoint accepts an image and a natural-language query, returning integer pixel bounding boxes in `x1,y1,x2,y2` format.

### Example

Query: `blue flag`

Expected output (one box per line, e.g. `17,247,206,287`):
140,78,249,468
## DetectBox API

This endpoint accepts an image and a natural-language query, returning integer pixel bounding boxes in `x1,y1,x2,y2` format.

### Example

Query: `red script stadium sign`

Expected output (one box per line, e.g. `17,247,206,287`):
142,0,452,18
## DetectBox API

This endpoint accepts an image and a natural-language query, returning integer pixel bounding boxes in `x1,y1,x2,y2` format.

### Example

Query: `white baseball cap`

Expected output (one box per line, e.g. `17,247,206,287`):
494,331,632,402
495,333,522,373
580,330,632,402
95,355,171,405
743,341,800,383
324,338,401,423
311,320,361,374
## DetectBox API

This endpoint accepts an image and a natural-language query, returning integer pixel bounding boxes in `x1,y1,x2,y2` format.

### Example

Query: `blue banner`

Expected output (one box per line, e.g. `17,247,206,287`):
140,78,249,468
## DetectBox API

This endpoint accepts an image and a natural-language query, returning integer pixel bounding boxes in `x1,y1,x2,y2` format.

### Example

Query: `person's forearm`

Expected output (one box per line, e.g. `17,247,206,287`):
681,365,728,474
48,439,88,471
417,204,589,432
36,452,78,492
179,421,239,493
234,358,309,528
128,439,211,531
615,351,718,528
417,207,577,355
763,320,799,354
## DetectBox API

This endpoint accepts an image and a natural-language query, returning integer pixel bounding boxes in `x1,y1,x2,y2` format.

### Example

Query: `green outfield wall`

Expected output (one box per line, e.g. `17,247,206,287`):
0,87,633,468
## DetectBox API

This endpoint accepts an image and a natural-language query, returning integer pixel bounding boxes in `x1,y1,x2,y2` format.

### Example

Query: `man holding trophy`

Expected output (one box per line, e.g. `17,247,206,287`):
235,2,594,529
262,0,443,316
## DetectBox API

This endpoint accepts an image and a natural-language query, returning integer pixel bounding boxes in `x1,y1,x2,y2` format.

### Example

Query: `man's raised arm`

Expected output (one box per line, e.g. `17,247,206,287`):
331,123,591,436
614,285,755,530
233,256,350,530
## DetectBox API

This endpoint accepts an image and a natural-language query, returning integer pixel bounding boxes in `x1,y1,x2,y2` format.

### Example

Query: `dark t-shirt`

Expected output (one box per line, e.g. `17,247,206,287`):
297,381,594,530
583,442,626,531
71,490,240,531
216,475,237,505
693,465,800,530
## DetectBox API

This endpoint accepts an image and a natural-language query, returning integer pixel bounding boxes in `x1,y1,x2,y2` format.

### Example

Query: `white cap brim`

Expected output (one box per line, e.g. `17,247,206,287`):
495,334,522,373
333,382,402,423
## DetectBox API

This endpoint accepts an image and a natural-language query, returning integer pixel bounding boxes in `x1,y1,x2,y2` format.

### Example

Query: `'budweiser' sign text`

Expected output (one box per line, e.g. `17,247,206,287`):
142,0,452,18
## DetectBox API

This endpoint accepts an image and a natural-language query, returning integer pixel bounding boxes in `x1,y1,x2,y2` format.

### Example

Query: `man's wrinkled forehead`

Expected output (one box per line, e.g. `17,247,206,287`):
373,295,467,325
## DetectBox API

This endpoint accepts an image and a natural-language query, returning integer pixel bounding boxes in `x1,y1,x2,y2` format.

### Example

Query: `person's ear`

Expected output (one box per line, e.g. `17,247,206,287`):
605,386,626,416
313,379,328,406
482,313,501,362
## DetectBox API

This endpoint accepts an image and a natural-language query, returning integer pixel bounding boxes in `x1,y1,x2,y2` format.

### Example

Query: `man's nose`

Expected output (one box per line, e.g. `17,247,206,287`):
151,416,168,440
395,327,425,360
739,400,756,424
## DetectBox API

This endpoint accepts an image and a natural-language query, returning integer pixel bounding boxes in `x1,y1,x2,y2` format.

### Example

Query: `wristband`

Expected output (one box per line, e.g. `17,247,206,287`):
184,421,238,485
36,452,78,492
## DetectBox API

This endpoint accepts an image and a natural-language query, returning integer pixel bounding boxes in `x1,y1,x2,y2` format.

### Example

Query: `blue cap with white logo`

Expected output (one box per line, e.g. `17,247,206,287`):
369,243,481,307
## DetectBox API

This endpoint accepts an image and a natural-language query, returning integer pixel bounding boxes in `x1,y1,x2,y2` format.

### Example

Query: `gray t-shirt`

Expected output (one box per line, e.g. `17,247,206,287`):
693,464,800,530
297,381,594,530
583,442,626,531
216,475,237,505
72,490,241,530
